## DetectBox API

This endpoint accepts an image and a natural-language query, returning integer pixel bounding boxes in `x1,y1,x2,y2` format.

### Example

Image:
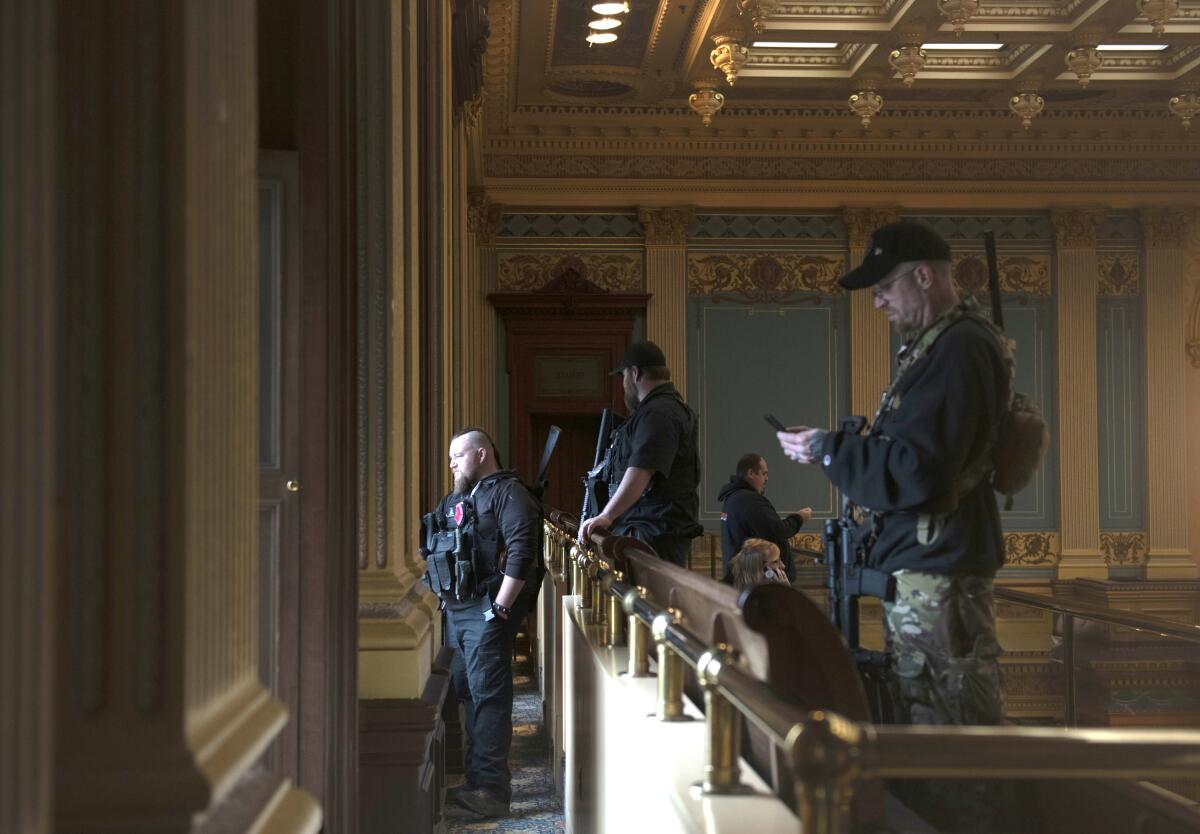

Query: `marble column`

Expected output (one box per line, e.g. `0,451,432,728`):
638,206,694,398
53,1,318,828
1141,207,1198,578
842,208,900,418
1052,208,1108,580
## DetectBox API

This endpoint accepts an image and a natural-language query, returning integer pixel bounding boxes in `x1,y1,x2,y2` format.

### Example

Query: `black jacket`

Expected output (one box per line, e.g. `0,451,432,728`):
820,316,1009,576
718,477,804,580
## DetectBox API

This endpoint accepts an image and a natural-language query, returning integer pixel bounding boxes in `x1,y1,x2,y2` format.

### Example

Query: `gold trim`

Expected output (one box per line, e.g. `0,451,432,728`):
1101,532,1148,566
951,254,1051,297
1098,253,1141,296
1004,532,1060,566
687,252,844,297
497,252,643,292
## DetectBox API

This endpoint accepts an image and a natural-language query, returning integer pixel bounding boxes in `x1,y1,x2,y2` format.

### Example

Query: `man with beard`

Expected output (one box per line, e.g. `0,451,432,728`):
434,427,540,819
718,452,812,581
579,341,702,566
775,221,1010,832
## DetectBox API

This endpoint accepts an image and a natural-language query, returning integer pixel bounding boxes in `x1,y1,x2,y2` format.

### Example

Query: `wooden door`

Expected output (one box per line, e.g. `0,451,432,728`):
257,152,301,780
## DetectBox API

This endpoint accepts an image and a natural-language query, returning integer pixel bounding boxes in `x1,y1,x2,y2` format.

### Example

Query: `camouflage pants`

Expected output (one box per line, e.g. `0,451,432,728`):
883,570,1004,726
884,571,1009,833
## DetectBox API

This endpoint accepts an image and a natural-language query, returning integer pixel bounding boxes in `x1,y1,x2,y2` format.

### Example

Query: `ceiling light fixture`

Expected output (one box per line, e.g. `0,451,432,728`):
1009,85,1045,129
848,84,884,129
1065,46,1103,87
936,0,980,36
736,0,782,36
889,44,927,87
1097,43,1170,51
591,1,630,13
585,31,618,45
1136,0,1180,36
752,41,840,49
588,16,622,30
921,42,1004,50
688,80,726,127
711,32,750,85
1169,89,1200,129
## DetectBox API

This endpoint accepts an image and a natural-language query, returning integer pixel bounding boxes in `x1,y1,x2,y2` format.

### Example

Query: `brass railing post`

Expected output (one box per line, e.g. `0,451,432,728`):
697,644,748,794
573,546,588,609
606,571,626,647
653,608,691,722
789,711,859,834
591,562,606,623
625,586,651,677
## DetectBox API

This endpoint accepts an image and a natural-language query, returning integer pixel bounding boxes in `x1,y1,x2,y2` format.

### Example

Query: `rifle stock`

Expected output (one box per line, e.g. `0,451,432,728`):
578,408,619,542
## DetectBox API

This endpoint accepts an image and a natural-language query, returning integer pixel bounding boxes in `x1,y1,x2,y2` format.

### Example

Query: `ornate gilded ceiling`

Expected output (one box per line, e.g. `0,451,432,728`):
481,0,1200,203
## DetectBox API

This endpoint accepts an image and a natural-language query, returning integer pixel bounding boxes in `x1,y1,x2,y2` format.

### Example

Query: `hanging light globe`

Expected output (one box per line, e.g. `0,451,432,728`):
592,2,631,14
588,16,623,30
586,31,618,45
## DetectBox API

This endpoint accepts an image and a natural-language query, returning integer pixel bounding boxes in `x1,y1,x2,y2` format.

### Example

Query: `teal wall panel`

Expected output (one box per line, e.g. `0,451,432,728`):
688,300,850,530
1097,297,1146,530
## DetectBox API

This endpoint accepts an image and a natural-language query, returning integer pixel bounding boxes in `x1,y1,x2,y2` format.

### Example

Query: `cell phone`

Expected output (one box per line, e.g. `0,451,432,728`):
763,413,787,432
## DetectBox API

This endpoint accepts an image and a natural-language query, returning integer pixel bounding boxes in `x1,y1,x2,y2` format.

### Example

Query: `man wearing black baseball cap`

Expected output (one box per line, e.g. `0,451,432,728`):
579,340,702,566
776,221,1011,830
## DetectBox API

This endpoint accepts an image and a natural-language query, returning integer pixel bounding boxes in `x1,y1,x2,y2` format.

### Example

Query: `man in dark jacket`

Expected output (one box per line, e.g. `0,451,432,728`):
775,221,1010,832
718,453,811,580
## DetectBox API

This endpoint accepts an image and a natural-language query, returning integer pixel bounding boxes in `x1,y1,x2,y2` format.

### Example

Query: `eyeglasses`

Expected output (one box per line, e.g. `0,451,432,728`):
872,268,916,299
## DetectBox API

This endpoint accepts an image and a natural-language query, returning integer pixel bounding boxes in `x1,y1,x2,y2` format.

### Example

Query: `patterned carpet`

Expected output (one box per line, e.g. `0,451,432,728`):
446,645,565,833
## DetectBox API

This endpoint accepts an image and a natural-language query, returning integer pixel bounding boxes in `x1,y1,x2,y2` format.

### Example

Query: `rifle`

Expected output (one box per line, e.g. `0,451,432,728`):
578,408,622,543
983,230,1004,329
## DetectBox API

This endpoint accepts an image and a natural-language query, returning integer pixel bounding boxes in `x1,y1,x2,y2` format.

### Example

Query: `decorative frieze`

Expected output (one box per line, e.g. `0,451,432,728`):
1141,206,1194,248
843,207,900,249
789,532,825,557
687,253,845,298
1052,206,1107,248
1098,253,1141,296
950,254,1051,296
639,206,694,246
468,191,504,245
1101,532,1148,565
498,252,643,292
1004,532,1060,566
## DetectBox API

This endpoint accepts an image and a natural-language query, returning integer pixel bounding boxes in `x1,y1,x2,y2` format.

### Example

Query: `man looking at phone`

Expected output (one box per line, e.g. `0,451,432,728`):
718,452,812,581
775,220,1010,832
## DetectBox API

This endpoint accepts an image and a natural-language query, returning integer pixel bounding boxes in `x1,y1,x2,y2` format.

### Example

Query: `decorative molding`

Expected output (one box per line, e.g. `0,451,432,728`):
951,254,1051,296
499,213,641,238
687,252,845,298
638,206,695,246
789,532,825,558
1051,206,1107,248
486,154,1200,183
843,207,900,249
468,191,505,245
497,252,643,292
693,214,844,239
1141,206,1195,248
915,214,1052,242
1098,253,1141,296
1101,532,1148,566
1004,532,1060,566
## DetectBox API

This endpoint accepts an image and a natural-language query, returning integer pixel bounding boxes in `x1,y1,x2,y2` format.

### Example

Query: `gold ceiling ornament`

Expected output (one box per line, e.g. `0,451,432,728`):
936,0,980,36
688,80,726,127
1168,88,1200,129
736,0,782,36
1136,0,1179,36
1008,84,1045,129
848,83,883,129
1065,46,1103,88
710,31,749,86
888,44,927,88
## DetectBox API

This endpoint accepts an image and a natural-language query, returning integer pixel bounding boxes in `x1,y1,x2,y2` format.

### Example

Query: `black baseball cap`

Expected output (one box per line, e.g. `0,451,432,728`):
839,221,952,290
611,340,667,375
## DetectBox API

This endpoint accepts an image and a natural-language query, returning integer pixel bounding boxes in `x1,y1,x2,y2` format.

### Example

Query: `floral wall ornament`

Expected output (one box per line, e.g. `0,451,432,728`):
736,0,782,36
888,44,927,87
1009,86,1045,129
936,0,980,36
688,80,725,127
710,32,749,86
1136,0,1180,36
1169,89,1200,129
848,85,883,129
1065,46,1103,88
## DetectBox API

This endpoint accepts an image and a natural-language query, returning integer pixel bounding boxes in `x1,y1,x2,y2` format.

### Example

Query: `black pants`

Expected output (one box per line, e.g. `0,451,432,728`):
649,534,692,568
445,593,530,803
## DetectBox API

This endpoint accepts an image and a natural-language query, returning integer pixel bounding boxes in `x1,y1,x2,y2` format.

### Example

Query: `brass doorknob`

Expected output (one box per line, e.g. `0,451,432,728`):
286,480,301,493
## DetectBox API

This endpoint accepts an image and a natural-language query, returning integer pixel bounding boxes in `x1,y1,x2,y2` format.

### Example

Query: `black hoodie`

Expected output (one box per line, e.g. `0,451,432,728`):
718,477,805,581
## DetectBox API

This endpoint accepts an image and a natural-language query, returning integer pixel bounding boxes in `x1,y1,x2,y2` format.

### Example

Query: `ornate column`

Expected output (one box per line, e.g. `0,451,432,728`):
1141,207,1198,578
469,191,504,432
1052,207,1107,579
639,206,694,398
53,1,318,828
843,208,899,417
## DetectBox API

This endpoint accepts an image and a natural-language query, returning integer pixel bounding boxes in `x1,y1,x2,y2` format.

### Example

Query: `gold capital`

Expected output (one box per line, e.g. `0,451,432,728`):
842,207,900,251
1051,206,1107,249
638,206,694,246
468,190,504,245
1140,206,1194,248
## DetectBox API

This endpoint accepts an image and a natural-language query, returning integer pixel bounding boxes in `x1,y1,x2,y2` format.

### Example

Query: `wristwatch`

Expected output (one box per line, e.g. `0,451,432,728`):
485,601,511,621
